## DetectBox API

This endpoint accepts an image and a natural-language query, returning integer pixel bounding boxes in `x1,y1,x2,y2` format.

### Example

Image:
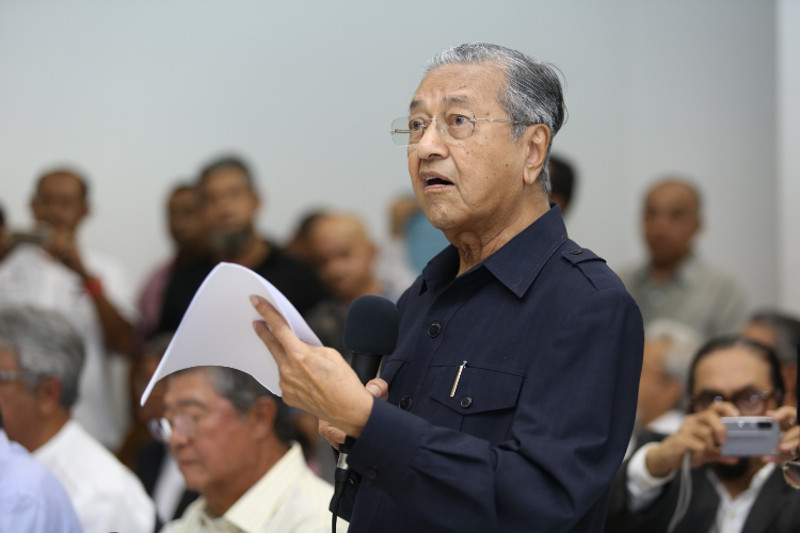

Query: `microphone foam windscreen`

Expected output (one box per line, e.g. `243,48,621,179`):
343,295,400,355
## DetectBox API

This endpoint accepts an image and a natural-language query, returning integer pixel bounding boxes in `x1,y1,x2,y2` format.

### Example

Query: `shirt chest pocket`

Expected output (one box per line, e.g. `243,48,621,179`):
428,366,523,444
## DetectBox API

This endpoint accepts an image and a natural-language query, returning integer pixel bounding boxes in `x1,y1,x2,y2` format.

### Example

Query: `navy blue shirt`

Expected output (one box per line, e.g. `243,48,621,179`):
342,206,644,532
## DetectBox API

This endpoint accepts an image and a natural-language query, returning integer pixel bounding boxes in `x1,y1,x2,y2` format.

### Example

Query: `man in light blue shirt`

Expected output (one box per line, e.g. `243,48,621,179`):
0,408,81,533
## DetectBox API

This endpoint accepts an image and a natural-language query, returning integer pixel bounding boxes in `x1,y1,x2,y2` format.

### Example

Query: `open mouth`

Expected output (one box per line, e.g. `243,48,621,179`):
424,175,453,187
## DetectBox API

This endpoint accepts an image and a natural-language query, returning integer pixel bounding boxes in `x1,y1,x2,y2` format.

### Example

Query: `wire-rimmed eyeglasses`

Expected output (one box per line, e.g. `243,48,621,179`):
390,112,532,146
148,415,197,443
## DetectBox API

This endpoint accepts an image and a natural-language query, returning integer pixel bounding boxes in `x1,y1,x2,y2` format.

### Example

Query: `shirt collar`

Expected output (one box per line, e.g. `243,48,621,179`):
634,253,701,288
421,206,568,299
223,442,307,532
673,253,702,285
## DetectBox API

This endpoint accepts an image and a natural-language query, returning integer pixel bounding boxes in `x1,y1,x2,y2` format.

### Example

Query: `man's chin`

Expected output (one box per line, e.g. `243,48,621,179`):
711,457,752,480
177,464,207,492
210,228,250,257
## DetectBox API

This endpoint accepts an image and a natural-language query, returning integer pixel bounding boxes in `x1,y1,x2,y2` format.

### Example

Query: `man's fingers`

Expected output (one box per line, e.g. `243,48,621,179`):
319,419,346,450
250,295,303,355
766,406,798,431
252,319,286,366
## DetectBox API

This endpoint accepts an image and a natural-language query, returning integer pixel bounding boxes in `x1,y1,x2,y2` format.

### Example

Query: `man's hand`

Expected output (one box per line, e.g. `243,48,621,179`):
762,406,799,464
645,402,740,478
43,228,89,278
251,294,376,438
319,378,388,450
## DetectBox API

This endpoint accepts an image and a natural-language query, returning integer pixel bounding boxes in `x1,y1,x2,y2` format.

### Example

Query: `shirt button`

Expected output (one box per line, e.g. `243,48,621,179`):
570,248,582,255
428,322,442,338
460,396,473,409
364,467,378,480
398,396,413,410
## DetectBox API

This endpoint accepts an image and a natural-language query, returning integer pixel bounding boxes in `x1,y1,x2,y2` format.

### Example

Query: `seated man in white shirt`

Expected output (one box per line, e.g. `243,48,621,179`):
158,365,345,533
606,335,800,533
0,306,157,533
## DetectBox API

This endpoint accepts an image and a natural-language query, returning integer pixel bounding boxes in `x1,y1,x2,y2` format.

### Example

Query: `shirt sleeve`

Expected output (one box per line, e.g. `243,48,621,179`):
346,286,643,532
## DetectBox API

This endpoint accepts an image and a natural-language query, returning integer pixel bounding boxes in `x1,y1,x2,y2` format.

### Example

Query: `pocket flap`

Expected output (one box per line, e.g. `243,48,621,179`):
430,366,522,414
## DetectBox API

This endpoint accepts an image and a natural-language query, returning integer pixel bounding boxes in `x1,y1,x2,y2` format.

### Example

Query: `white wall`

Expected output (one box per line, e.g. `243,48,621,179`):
778,0,800,312
0,0,789,314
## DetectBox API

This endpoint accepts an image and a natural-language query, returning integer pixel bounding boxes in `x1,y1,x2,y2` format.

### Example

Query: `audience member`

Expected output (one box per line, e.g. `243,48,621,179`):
137,183,207,342
157,156,329,333
617,177,748,338
157,365,343,532
548,153,577,215
606,335,800,532
305,212,398,349
742,308,800,410
0,306,156,533
0,407,82,533
0,169,138,449
118,334,173,470
374,193,447,298
283,208,328,267
635,319,702,438
299,211,398,481
121,334,198,523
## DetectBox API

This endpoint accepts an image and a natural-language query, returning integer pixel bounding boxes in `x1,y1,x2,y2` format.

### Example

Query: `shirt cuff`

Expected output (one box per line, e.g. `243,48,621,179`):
347,397,426,499
626,442,676,513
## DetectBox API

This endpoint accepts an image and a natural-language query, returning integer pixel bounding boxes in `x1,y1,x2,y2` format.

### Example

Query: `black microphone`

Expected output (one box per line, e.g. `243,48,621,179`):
332,295,399,519
344,295,400,385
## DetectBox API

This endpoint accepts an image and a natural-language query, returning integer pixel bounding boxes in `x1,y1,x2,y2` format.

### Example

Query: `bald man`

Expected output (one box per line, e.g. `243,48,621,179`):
306,213,390,305
617,178,747,338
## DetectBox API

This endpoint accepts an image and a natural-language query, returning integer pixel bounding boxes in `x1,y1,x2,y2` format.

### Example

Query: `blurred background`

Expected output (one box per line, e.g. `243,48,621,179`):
1,0,798,313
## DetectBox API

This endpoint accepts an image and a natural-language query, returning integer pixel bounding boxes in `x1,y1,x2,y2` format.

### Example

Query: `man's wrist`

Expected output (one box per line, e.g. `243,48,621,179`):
630,443,677,490
644,444,675,479
83,277,104,298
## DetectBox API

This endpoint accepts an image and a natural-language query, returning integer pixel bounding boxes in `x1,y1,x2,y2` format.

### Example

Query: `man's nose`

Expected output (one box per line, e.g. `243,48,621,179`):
414,120,448,160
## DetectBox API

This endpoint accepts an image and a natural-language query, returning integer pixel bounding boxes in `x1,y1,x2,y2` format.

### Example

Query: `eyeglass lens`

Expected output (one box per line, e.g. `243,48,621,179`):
391,114,476,146
693,389,771,414
148,415,197,442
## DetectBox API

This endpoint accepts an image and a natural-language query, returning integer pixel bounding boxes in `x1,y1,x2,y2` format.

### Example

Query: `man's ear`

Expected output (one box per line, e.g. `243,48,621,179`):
253,191,265,212
250,396,278,439
35,377,64,417
522,124,551,187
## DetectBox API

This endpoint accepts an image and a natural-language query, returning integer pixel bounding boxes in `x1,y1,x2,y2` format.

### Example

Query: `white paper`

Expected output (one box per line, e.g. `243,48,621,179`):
140,262,321,404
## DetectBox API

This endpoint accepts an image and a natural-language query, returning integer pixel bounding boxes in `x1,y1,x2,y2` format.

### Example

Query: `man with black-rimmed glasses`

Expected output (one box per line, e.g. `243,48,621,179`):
606,335,800,533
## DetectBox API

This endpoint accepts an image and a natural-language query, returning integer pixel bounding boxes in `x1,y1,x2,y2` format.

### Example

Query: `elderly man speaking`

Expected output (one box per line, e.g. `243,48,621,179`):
251,43,643,532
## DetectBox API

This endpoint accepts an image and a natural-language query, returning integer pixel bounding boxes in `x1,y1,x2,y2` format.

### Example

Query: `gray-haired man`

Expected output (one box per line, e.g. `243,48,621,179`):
250,42,643,532
159,366,343,532
0,306,156,533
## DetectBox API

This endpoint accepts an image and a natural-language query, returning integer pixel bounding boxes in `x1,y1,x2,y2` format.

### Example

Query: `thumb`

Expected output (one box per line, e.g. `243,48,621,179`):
365,378,389,401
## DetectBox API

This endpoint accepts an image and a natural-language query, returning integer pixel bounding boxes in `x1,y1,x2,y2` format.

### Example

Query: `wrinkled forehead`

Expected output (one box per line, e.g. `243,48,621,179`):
410,62,507,114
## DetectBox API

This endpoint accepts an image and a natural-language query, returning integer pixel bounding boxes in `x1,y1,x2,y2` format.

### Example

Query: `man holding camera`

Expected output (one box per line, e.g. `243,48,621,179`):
0,170,137,449
605,335,800,533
